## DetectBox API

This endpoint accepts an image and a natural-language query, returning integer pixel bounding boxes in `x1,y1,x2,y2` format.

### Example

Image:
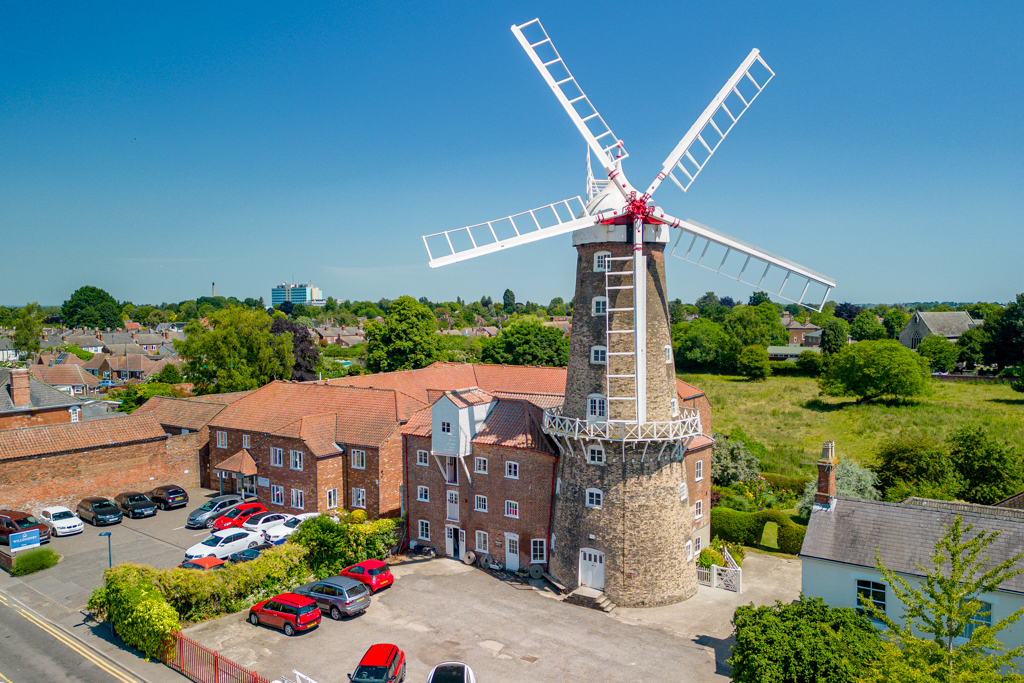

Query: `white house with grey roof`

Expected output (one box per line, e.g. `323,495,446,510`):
898,311,979,350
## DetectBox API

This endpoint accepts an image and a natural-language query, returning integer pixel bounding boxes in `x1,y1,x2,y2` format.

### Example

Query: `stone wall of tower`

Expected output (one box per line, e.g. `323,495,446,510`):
564,241,677,423
549,439,698,607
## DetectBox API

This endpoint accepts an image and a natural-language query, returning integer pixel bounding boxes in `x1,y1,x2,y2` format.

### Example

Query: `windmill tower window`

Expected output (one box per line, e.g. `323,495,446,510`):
585,488,603,509
587,394,607,422
594,251,611,272
671,397,679,415
590,346,607,364
665,344,673,364
592,297,607,316
587,444,605,465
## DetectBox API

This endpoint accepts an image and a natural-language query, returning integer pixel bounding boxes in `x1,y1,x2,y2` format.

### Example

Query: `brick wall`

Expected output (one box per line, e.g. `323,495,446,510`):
0,407,72,431
376,431,403,518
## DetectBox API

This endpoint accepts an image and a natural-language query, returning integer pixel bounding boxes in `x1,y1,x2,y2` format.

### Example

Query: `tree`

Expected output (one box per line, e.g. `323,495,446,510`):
479,320,569,367
723,305,784,348
819,340,930,404
797,349,826,375
270,319,320,382
862,517,1024,682
719,296,736,308
962,302,1004,323
694,291,720,315
747,291,771,306
798,458,879,517
671,318,731,369
873,435,961,501
61,286,121,329
851,309,887,341
502,289,516,314
736,345,771,380
947,427,1022,506
729,596,882,683
834,302,863,323
917,335,961,373
151,363,184,384
710,433,760,486
175,307,294,394
956,328,990,369
364,296,439,373
819,317,851,355
984,293,1024,369
278,301,294,316
12,303,42,357
111,383,187,413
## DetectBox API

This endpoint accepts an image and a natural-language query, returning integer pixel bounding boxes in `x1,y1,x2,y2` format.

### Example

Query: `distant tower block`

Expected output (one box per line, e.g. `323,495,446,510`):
212,282,216,297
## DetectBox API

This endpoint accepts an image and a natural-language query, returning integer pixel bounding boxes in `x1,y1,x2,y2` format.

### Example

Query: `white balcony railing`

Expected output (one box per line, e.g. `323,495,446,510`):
542,405,702,443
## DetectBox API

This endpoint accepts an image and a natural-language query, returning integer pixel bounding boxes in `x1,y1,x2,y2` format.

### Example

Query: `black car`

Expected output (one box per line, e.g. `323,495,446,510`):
114,491,158,519
148,485,189,510
228,542,273,564
76,497,123,526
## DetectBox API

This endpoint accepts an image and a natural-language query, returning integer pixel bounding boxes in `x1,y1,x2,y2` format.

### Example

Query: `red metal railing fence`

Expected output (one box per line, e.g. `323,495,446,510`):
165,632,271,683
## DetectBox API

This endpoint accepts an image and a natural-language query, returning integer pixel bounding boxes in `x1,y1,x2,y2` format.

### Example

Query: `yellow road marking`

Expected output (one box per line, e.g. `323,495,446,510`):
0,669,13,683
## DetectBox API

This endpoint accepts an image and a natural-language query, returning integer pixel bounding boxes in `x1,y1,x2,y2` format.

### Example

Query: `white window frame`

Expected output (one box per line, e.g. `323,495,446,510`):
665,344,673,364
695,499,703,519
555,477,561,497
505,500,519,519
592,297,608,316
441,421,452,434
351,449,366,470
671,397,679,415
351,487,366,509
695,460,703,481
587,444,605,465
417,486,429,502
270,447,284,467
418,520,430,541
694,536,702,553
586,488,603,509
474,495,488,512
242,434,250,449
291,488,305,510
290,449,303,471
686,540,694,562
271,485,284,505
216,431,227,448
594,250,611,273
70,407,80,423
416,449,429,466
474,457,488,474
327,488,338,509
505,461,519,479
587,394,607,422
590,345,607,365
531,538,547,564
475,530,489,552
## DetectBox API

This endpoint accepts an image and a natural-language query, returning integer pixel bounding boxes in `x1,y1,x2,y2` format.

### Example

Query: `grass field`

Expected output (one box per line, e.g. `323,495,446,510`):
681,373,1024,476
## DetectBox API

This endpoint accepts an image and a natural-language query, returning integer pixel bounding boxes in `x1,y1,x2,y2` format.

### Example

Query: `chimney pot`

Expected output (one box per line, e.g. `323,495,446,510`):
9,368,31,407
814,440,838,507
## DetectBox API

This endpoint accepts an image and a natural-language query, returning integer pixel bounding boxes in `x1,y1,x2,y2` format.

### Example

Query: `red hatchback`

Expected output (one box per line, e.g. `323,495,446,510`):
248,593,321,636
348,643,406,683
340,559,394,593
212,502,267,531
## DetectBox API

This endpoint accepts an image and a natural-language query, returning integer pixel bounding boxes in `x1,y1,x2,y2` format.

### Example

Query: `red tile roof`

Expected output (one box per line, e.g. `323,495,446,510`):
214,449,258,476
675,378,706,401
29,364,100,388
133,395,229,431
185,390,254,405
0,413,167,461
444,388,494,408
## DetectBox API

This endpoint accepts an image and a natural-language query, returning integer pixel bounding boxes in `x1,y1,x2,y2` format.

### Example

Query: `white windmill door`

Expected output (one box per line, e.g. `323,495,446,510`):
505,533,520,572
446,490,459,522
445,525,456,557
579,548,605,590
458,529,467,561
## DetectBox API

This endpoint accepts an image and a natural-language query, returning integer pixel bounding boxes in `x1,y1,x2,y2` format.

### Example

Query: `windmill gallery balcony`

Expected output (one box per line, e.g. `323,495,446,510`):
542,405,702,443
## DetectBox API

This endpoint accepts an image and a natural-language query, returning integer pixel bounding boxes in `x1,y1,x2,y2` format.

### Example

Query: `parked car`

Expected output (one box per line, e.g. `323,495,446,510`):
184,529,265,561
348,644,406,683
98,379,117,388
186,494,244,529
339,559,394,593
295,575,371,621
76,497,123,526
212,502,267,531
0,510,52,545
264,512,320,544
177,557,225,571
426,662,476,683
114,491,158,519
248,592,321,636
148,485,189,510
39,506,84,537
242,511,293,537
227,543,273,564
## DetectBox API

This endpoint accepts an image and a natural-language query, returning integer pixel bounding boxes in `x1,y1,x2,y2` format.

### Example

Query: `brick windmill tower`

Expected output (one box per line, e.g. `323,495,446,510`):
421,19,835,607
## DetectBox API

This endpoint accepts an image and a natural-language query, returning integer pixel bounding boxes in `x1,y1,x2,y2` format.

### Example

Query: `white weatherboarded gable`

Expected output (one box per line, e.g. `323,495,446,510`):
431,393,496,456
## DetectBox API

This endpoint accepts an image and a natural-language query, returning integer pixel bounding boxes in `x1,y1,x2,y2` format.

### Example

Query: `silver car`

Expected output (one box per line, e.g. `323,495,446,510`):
295,575,370,620
186,494,244,529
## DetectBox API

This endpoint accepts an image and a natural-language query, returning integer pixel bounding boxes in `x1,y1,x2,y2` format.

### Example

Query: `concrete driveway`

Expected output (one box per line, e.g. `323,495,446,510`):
185,551,802,683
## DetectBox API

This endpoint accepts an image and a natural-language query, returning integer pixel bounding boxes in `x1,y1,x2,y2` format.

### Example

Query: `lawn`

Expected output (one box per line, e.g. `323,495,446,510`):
681,373,1024,476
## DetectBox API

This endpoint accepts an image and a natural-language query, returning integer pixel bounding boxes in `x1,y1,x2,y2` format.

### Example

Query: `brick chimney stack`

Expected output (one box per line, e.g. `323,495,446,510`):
9,368,31,407
814,440,838,507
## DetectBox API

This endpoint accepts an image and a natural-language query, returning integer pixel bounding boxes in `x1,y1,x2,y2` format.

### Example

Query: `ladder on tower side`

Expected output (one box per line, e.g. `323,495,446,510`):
605,256,638,423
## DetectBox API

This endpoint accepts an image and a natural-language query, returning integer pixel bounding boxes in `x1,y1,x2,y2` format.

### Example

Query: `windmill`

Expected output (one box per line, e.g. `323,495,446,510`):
421,19,836,607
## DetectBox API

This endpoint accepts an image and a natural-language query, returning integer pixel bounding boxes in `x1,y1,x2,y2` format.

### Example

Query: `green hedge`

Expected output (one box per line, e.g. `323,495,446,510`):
11,548,59,576
767,361,814,376
761,473,813,494
778,525,807,554
710,507,808,555
292,515,398,579
698,548,725,568
88,571,180,661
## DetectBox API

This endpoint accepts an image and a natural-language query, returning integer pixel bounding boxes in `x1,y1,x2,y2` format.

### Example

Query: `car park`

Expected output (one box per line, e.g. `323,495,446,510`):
242,511,294,537
264,512,320,544
0,510,52,545
148,485,189,510
228,543,273,564
38,506,84,537
186,494,244,529
184,529,265,560
248,593,321,637
212,502,267,531
114,491,158,519
76,497,123,526
425,662,476,683
339,559,394,593
177,557,225,571
348,643,406,683
294,575,371,621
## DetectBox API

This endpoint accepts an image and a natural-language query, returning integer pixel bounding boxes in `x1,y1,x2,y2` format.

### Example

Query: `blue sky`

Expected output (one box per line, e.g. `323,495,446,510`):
2,1,1021,308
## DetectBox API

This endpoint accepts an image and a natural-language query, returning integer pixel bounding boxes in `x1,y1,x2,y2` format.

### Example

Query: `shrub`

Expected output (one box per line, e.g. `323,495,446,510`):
797,350,826,375
752,508,792,529
777,524,807,555
710,507,759,546
767,361,809,376
348,509,368,524
737,345,771,380
698,548,725,568
291,515,398,579
88,570,180,661
711,433,761,486
762,473,812,494
11,547,59,576
797,458,880,517
711,535,744,566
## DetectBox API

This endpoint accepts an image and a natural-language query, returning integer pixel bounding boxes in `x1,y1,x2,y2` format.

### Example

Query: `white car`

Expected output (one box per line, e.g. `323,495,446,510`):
264,512,319,544
39,506,85,537
184,529,265,561
242,512,295,537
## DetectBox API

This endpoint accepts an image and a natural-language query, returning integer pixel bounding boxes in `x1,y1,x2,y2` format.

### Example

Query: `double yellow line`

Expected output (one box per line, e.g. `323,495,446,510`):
0,593,143,683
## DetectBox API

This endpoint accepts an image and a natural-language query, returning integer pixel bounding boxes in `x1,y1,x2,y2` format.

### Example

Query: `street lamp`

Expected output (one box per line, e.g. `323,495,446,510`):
98,532,112,569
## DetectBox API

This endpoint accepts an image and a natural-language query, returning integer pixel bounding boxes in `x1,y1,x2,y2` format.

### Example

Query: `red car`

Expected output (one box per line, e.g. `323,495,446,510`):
340,559,394,593
177,557,225,571
248,593,321,636
212,502,267,531
348,643,406,683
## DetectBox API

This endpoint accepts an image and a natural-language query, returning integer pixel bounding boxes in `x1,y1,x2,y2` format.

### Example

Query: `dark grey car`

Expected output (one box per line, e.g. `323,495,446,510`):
295,575,370,620
76,497,123,526
114,491,157,519
186,494,244,529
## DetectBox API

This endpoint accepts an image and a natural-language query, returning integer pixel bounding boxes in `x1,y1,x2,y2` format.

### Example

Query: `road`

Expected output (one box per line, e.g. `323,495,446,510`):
0,592,143,683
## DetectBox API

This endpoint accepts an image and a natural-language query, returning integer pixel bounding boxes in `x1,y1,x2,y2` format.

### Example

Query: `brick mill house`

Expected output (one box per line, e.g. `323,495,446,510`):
0,367,86,430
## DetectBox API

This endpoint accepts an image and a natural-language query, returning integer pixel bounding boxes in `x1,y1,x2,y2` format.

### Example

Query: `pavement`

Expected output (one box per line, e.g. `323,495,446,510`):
184,550,803,683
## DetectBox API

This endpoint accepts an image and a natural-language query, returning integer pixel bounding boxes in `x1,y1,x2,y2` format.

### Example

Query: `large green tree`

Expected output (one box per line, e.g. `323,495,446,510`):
364,296,439,373
917,335,961,372
502,289,516,314
819,340,930,404
819,317,851,355
984,293,1024,369
270,318,320,382
694,291,720,315
61,286,122,329
175,308,294,394
723,304,785,348
956,328,990,369
851,309,887,341
873,435,960,500
479,320,569,367
947,427,1022,506
12,303,42,357
671,318,731,369
736,345,771,380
